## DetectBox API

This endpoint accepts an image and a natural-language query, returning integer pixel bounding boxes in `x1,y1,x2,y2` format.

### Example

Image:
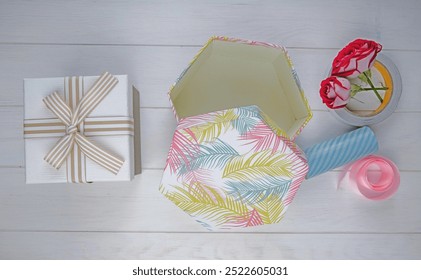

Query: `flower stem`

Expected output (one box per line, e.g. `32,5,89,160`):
360,87,388,91
363,72,384,103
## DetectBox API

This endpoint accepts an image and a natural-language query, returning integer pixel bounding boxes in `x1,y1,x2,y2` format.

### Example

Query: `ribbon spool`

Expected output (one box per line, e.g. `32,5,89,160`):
339,155,400,200
305,126,379,179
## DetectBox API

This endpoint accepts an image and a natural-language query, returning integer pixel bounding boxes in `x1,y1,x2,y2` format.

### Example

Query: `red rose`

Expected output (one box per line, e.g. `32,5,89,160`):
320,76,351,109
331,39,382,78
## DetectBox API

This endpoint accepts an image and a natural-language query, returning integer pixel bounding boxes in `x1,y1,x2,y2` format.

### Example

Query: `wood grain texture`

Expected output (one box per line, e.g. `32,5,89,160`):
2,107,420,170
0,0,420,259
1,45,420,111
0,0,420,50
1,232,420,260
0,168,420,233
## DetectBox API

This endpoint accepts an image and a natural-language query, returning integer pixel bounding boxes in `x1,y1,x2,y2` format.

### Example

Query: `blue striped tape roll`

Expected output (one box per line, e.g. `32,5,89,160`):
304,126,378,179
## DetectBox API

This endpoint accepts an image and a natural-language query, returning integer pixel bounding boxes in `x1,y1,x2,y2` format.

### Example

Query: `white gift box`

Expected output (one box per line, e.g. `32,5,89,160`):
23,74,141,184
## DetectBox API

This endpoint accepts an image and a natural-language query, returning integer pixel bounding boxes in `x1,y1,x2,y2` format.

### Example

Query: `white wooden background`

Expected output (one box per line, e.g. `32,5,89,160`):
0,0,420,259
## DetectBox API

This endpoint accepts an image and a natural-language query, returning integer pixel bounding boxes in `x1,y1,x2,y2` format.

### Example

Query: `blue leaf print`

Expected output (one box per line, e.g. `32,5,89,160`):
225,176,292,205
231,106,261,135
178,139,240,175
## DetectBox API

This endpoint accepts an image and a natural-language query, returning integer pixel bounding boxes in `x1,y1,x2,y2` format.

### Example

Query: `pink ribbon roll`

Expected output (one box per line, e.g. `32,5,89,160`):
340,155,400,200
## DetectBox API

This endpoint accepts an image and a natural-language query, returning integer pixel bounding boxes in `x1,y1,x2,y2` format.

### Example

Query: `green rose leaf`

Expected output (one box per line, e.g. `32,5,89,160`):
350,84,362,97
358,69,372,85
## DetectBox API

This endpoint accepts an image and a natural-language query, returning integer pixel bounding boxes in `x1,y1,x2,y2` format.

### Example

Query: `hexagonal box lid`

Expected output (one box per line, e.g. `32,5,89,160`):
160,106,309,230
168,36,312,140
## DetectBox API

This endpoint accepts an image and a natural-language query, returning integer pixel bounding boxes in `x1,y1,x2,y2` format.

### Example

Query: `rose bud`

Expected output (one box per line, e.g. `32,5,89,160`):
320,76,351,109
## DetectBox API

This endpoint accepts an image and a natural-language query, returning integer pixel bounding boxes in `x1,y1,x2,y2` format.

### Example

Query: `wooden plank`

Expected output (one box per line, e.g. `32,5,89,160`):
0,45,190,107
0,231,419,259
0,107,24,167
3,107,420,170
0,0,420,50
0,168,420,233
1,45,420,112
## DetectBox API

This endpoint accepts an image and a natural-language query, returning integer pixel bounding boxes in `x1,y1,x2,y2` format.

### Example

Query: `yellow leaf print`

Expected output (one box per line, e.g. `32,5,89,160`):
222,150,293,181
190,109,238,143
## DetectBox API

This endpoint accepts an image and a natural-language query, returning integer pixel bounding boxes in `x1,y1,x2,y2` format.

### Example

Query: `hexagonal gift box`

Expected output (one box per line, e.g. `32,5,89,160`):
159,106,309,230
168,36,312,140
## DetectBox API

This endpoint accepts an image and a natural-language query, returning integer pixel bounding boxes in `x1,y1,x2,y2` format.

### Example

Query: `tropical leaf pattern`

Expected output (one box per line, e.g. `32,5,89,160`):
178,139,239,175
231,106,261,135
222,150,293,181
165,129,199,174
244,209,264,227
239,121,283,154
181,168,214,186
231,116,259,135
190,109,238,143
253,194,286,224
160,106,308,230
225,176,292,204
163,182,249,227
225,208,264,228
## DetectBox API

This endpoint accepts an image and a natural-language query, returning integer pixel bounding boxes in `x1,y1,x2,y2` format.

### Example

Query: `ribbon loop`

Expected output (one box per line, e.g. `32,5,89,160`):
42,72,124,177
43,91,72,126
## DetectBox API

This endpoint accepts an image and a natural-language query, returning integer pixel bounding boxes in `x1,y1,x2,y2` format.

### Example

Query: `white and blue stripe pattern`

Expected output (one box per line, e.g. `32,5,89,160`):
304,126,378,179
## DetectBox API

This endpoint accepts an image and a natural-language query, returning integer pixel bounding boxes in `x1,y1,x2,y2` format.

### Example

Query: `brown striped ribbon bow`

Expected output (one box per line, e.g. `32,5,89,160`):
28,72,127,181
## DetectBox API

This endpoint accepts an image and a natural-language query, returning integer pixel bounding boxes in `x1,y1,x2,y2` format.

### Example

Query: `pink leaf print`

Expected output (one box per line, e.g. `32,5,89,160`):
270,136,308,206
177,113,218,130
165,129,199,174
182,168,214,186
226,208,264,228
183,127,198,143
239,121,282,154
182,171,226,204
245,209,264,227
